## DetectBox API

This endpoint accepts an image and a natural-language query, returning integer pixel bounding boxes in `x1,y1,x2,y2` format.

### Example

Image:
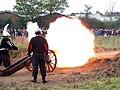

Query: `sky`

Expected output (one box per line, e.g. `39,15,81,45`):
0,0,120,14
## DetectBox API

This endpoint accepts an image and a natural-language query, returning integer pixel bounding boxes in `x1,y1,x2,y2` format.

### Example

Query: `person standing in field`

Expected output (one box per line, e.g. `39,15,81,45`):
27,26,49,83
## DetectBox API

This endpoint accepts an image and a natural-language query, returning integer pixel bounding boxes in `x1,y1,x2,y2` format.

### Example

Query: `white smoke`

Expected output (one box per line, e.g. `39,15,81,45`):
26,21,42,42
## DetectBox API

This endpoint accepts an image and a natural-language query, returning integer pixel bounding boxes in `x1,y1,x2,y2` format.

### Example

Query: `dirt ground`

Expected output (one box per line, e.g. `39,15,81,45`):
0,50,120,89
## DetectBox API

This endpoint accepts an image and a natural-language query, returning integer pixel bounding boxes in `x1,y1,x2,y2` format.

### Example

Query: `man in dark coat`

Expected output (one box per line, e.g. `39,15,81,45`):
27,29,49,83
0,24,18,68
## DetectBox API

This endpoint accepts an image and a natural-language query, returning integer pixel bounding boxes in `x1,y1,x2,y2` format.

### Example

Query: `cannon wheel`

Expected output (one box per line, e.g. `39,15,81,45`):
45,50,57,72
26,50,57,73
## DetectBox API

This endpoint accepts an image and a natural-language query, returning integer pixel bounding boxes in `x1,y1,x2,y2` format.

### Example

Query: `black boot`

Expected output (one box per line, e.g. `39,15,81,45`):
42,77,47,83
42,80,47,83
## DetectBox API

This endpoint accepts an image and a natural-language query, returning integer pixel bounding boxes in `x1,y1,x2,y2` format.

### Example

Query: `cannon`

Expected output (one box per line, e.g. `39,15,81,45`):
0,49,57,76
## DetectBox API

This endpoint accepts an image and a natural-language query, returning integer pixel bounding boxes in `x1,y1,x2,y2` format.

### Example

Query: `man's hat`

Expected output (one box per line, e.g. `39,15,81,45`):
2,24,11,37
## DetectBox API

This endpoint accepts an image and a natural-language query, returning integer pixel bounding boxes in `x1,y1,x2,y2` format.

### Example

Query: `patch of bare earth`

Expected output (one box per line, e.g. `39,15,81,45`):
0,50,120,89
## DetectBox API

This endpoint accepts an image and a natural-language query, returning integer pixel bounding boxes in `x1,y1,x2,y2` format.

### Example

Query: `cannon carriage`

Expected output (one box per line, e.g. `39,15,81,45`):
0,49,57,76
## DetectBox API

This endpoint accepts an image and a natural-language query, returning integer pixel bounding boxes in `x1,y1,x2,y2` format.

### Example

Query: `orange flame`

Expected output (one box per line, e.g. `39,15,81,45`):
46,17,95,68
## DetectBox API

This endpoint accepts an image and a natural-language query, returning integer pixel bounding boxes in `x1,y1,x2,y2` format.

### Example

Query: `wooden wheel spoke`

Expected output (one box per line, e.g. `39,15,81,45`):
49,62,55,66
49,63,54,70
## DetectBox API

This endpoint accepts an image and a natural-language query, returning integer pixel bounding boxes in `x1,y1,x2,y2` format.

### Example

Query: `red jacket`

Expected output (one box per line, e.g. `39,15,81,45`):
28,36,49,56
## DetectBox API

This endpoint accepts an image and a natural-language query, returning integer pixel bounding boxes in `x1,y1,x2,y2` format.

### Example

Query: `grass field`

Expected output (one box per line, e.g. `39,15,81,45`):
0,77,120,90
95,36,120,49
0,34,120,90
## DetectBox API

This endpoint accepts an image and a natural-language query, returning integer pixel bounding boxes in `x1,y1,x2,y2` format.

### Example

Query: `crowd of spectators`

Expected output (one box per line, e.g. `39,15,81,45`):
0,28,120,38
92,29,120,36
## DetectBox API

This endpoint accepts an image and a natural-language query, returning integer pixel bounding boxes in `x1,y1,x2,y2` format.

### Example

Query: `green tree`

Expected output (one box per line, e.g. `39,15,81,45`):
13,0,43,21
84,4,92,22
80,17,107,29
43,0,69,14
112,18,120,29
13,0,69,20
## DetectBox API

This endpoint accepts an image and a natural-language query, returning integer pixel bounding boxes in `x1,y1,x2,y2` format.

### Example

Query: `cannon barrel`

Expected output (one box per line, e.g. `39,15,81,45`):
0,56,32,76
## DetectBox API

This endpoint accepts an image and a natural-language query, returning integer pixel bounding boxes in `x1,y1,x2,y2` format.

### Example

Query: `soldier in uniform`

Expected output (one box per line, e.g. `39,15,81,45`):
0,24,18,68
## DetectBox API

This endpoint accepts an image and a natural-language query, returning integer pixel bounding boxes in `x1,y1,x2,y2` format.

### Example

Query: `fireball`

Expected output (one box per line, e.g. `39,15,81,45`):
46,17,95,67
